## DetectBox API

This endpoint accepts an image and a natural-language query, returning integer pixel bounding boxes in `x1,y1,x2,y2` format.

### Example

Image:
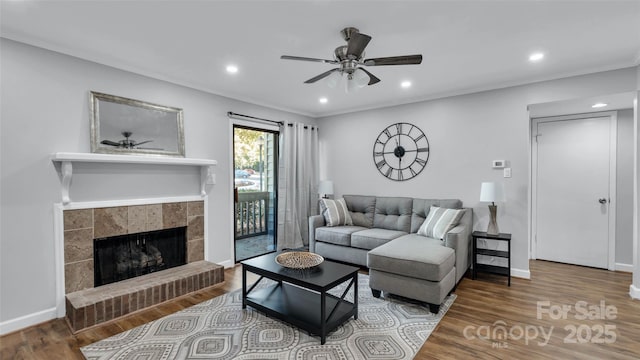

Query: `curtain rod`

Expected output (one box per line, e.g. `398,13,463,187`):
228,111,317,130
227,111,284,126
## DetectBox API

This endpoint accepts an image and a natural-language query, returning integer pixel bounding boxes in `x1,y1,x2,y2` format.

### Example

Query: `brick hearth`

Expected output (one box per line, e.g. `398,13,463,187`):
65,261,223,333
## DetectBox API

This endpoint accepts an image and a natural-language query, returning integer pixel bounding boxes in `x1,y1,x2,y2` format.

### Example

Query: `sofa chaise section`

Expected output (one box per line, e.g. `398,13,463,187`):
368,235,456,312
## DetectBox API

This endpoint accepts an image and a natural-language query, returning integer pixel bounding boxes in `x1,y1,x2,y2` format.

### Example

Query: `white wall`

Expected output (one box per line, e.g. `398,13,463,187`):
616,109,635,268
317,67,638,277
0,39,315,330
634,65,640,297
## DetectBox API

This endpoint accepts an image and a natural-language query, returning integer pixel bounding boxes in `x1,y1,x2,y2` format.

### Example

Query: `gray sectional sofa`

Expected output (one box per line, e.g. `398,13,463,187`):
308,195,472,312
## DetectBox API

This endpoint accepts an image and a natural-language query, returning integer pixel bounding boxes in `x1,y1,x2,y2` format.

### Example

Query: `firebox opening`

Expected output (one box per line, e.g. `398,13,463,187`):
94,227,187,287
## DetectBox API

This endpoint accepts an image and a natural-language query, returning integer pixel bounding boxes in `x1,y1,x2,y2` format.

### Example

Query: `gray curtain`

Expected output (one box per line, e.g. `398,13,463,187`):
277,123,319,250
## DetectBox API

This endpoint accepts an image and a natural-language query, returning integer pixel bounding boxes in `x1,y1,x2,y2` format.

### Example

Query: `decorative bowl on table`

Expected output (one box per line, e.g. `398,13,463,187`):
275,251,324,269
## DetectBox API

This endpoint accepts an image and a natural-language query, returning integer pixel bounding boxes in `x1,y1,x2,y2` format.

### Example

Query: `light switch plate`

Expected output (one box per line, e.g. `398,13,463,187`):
503,168,512,178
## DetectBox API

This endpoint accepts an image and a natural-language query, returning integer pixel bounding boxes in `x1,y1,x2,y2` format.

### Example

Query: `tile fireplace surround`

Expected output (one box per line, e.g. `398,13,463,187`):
62,200,224,332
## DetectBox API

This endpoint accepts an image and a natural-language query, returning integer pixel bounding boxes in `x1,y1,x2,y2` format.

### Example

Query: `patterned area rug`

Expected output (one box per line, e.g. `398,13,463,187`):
81,274,455,359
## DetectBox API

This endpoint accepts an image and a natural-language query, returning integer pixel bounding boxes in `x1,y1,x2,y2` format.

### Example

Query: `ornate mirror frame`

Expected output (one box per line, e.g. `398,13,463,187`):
90,91,185,157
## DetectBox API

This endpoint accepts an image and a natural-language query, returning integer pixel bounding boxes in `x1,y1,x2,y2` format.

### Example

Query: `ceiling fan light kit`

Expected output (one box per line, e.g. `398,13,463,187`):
281,27,422,91
353,68,370,86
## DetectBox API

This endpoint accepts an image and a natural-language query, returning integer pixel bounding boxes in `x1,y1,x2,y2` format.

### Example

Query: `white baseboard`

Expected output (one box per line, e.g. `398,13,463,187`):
615,263,634,272
630,285,640,300
219,259,235,269
511,268,531,279
0,307,57,336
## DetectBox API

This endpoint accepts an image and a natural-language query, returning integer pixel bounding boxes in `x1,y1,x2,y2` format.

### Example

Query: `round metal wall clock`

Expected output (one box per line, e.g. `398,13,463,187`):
372,122,430,181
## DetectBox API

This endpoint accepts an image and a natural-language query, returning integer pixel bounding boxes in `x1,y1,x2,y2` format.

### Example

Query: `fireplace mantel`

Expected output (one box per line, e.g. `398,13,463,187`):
52,152,217,204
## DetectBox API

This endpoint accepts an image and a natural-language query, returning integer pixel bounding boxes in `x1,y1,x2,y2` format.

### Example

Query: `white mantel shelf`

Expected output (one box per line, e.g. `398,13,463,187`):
52,152,217,166
52,152,217,204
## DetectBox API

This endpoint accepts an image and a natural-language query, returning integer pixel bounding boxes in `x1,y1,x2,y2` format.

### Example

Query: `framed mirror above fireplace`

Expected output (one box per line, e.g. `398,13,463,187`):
90,91,185,157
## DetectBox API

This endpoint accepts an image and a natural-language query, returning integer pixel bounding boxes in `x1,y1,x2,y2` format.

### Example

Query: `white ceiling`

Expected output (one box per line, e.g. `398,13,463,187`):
2,1,639,117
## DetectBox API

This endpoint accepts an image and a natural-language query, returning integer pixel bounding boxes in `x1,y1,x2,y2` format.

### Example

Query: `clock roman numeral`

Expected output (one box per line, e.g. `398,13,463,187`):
374,151,384,157
413,133,425,142
398,170,404,181
383,128,392,139
395,123,402,135
385,167,393,177
376,159,387,169
409,167,418,177
375,139,385,146
417,147,429,152
415,157,427,166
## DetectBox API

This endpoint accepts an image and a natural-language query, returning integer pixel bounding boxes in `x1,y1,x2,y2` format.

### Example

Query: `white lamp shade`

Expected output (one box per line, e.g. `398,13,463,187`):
480,182,505,202
353,68,369,87
345,77,356,93
318,180,334,195
326,71,342,88
344,70,369,93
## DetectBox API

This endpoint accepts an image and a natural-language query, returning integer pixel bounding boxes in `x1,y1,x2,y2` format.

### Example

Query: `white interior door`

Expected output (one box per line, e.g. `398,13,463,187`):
534,115,615,269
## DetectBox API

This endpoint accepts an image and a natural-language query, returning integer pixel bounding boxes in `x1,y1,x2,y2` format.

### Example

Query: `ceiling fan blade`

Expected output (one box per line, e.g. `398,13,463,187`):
358,68,381,85
363,55,423,66
347,32,371,59
281,55,338,64
304,68,340,84
100,140,121,146
134,140,153,146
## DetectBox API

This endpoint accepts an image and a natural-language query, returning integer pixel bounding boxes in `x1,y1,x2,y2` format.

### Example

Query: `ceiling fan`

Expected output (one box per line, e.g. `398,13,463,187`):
101,131,153,149
281,27,422,91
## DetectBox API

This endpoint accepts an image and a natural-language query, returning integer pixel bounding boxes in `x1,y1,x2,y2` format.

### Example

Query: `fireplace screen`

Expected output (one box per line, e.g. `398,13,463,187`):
94,227,187,287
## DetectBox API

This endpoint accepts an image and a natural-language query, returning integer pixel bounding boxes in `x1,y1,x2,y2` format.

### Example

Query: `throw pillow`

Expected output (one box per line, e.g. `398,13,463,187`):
417,206,464,239
320,198,353,227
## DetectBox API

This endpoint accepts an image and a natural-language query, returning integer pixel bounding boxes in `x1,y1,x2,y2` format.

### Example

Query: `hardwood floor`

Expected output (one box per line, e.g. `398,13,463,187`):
1,260,639,359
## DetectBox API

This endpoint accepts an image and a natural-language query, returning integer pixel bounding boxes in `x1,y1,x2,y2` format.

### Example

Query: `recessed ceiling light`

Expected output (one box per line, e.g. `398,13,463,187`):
401,81,412,89
592,103,608,108
319,97,328,104
226,65,238,74
529,52,544,62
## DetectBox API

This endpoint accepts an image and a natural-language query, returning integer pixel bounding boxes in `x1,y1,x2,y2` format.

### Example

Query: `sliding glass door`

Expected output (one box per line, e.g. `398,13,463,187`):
233,125,278,262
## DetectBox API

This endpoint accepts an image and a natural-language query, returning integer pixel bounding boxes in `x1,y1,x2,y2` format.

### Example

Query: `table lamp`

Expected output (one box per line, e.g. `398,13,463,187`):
480,182,505,235
318,180,334,199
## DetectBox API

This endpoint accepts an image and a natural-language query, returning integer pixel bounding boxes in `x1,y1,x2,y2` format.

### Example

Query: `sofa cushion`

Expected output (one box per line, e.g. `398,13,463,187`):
351,228,408,250
315,226,367,247
417,206,465,240
367,235,455,282
411,198,463,233
319,198,353,227
396,233,444,247
373,197,413,232
343,195,376,228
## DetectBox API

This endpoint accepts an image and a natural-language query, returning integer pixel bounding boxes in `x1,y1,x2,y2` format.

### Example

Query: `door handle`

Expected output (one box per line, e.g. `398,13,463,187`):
598,198,607,204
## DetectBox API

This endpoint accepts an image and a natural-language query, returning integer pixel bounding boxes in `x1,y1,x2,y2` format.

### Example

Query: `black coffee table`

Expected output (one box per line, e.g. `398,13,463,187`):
241,252,359,344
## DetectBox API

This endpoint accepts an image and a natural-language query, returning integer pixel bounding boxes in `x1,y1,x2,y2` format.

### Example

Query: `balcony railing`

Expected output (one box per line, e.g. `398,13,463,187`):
235,191,269,240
